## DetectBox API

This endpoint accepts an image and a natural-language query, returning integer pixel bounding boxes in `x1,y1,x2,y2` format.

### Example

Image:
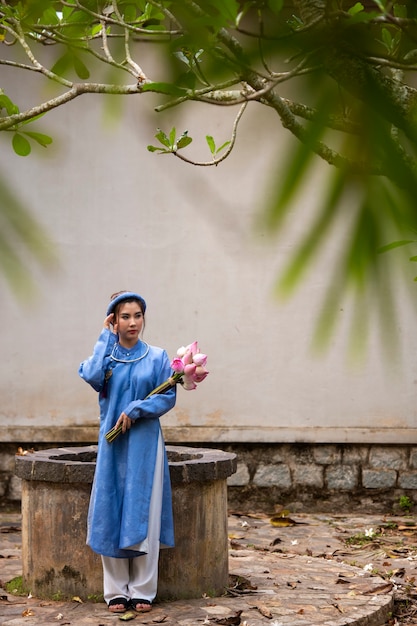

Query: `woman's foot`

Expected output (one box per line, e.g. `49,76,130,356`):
131,598,152,613
108,597,129,613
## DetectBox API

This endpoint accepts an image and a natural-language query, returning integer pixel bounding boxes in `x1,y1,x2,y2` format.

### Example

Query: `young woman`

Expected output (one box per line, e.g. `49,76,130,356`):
79,291,176,614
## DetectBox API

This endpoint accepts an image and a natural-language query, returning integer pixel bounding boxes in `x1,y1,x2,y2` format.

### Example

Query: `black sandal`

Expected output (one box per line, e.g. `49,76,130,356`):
131,598,152,613
108,597,130,613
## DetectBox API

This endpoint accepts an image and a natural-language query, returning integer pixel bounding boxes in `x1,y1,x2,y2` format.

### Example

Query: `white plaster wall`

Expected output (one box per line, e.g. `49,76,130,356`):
1,67,417,444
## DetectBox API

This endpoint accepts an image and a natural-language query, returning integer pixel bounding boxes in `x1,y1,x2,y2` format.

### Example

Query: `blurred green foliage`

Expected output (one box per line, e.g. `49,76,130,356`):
1,0,417,350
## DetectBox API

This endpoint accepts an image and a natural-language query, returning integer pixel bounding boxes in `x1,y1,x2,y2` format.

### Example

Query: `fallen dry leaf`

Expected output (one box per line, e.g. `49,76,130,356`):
16,447,34,456
362,582,393,595
270,516,297,527
255,603,272,618
336,575,353,584
208,609,243,625
118,611,136,621
22,608,35,617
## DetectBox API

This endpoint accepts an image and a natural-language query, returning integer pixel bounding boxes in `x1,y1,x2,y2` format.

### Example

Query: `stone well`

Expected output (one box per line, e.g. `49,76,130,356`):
15,445,236,601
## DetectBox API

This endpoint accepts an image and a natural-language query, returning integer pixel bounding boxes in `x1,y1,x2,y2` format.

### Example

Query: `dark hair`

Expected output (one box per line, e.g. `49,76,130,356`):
110,291,146,328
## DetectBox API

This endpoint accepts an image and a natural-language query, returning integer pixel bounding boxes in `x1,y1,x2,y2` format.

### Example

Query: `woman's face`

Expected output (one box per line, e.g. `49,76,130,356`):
115,301,144,348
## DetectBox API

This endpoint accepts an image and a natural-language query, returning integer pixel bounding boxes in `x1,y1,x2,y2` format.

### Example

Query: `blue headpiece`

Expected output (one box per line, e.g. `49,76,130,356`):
106,292,147,316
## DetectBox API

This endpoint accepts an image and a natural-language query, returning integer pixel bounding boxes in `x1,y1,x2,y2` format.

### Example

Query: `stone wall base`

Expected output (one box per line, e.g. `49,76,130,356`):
2,442,417,514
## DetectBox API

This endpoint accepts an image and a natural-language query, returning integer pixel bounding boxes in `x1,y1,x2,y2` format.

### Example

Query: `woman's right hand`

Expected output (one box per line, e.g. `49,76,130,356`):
104,313,117,333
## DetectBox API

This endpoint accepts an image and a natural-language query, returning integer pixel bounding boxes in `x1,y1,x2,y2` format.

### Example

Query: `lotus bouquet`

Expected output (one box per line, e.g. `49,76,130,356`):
105,341,208,443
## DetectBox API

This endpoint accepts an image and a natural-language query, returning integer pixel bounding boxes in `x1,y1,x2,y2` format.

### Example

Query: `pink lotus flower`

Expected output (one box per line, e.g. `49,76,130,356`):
193,353,207,366
172,342,209,382
182,376,197,391
184,363,197,376
106,341,209,443
193,365,209,383
170,341,209,387
171,358,185,373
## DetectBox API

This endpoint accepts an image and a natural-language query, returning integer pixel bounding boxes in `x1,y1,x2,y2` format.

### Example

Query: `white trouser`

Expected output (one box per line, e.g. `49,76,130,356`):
102,433,164,604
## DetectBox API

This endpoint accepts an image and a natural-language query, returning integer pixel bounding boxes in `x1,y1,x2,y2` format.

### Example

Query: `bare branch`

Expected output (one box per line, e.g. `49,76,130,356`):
110,0,147,82
0,83,141,131
1,20,73,88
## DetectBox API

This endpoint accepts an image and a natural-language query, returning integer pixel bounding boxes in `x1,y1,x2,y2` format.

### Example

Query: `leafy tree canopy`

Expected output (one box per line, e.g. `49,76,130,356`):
2,0,417,351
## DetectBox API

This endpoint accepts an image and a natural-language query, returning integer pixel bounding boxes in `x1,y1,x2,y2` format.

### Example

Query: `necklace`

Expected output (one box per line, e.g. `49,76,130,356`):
110,341,150,363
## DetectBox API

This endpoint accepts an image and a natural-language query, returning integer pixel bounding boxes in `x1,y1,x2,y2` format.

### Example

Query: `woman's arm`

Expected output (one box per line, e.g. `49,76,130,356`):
123,349,177,420
79,324,117,392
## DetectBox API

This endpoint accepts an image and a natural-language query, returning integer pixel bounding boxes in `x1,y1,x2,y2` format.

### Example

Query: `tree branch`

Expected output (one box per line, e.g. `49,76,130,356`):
0,83,141,131
173,102,247,166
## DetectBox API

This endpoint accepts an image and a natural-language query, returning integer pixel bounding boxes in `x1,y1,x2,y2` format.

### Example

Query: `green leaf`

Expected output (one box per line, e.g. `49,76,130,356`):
91,23,103,36
169,127,176,145
174,51,191,67
347,8,379,22
377,240,415,253
277,170,346,296
348,2,364,15
216,141,231,153
72,54,90,80
0,170,58,298
123,3,137,22
404,49,417,62
147,145,170,154
206,135,216,154
222,0,240,22
12,133,31,156
0,93,19,115
22,131,53,148
176,135,192,149
50,51,73,78
393,3,407,18
381,27,392,51
264,99,328,229
155,129,171,149
42,6,61,24
409,256,417,262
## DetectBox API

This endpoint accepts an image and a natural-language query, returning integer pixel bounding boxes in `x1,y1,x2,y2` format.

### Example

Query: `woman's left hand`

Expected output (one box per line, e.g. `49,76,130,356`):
115,412,133,434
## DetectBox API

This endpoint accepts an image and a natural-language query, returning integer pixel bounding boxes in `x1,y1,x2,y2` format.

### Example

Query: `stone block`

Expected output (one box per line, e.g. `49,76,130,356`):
293,464,324,488
253,463,291,488
313,445,341,465
368,447,407,470
8,475,22,500
343,446,369,464
409,448,417,469
362,469,397,489
398,472,417,490
227,462,250,486
326,465,359,490
0,452,16,472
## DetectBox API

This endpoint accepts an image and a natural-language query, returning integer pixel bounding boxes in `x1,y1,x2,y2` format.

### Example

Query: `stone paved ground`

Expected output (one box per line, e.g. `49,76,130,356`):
1,511,417,625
